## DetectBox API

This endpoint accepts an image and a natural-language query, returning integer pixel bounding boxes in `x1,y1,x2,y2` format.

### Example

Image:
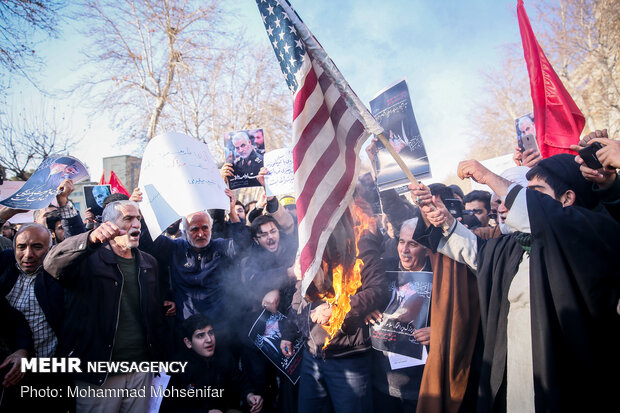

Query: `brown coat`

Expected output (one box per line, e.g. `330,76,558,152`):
416,225,500,413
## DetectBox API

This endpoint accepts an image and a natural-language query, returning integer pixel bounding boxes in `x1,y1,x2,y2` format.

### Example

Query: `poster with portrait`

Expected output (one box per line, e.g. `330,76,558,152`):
84,184,112,216
369,79,431,191
248,309,304,384
371,271,432,359
515,112,535,150
0,155,89,210
225,129,265,190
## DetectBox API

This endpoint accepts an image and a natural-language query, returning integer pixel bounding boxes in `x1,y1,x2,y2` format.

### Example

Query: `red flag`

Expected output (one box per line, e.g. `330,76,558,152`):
108,170,130,196
98,170,106,185
517,0,585,158
256,0,383,296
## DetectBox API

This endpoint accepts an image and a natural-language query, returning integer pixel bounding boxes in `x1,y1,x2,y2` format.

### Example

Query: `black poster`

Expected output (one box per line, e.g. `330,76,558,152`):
371,271,432,359
369,79,431,190
84,184,112,216
248,310,304,384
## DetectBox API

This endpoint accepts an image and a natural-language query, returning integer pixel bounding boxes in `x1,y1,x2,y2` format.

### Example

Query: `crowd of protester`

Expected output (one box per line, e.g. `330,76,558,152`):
0,129,618,413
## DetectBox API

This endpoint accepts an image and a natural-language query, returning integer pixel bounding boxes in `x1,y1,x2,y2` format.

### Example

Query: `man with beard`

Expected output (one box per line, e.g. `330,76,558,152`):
138,188,249,335
418,155,620,413
407,167,525,413
44,200,166,412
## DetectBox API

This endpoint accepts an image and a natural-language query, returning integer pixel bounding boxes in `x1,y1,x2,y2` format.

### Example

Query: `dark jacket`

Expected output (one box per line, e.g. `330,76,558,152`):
43,231,166,385
1,295,34,355
282,230,389,358
240,231,298,311
139,222,250,327
0,250,64,339
161,348,256,413
62,212,87,238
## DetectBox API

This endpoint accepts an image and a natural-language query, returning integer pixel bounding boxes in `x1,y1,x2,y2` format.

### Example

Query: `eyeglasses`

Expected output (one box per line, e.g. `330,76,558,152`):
257,229,278,239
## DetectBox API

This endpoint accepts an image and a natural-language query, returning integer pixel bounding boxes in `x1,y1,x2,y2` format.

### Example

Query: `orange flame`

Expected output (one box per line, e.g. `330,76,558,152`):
322,205,375,349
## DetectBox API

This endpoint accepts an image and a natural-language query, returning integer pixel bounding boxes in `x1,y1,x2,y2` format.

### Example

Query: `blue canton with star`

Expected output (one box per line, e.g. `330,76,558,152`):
256,0,307,93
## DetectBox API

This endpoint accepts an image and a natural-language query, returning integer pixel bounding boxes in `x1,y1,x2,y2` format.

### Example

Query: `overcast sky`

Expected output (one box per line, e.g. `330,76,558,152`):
8,0,526,183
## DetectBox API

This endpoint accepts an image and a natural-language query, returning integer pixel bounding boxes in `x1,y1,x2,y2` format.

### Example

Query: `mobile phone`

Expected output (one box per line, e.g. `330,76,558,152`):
521,133,539,154
443,198,463,219
578,142,604,169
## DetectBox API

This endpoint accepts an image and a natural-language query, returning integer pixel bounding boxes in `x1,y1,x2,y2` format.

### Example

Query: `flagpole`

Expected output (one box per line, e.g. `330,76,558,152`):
376,132,418,184
376,133,448,230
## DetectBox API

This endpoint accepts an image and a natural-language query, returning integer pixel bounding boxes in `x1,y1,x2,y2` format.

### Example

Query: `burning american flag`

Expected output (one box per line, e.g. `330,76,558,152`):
255,0,384,305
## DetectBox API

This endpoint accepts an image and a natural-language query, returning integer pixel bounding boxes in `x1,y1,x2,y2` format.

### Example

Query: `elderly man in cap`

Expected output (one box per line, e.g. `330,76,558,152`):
414,154,620,413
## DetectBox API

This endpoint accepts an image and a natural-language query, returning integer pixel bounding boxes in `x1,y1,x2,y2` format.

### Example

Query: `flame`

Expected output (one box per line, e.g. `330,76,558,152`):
322,205,375,349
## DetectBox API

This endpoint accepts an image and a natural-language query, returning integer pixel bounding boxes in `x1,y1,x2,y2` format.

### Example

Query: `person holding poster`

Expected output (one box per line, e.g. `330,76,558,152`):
138,188,250,337
364,217,432,412
238,213,299,412
0,155,89,210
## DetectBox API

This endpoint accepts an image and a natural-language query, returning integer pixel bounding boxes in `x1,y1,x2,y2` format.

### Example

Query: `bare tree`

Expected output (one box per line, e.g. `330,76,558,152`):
469,0,620,160
76,0,224,141
169,37,292,161
0,0,65,101
0,99,82,180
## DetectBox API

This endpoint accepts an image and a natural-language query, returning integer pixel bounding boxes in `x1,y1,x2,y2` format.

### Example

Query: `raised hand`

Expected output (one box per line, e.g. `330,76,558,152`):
425,196,455,229
89,221,125,244
257,167,269,187
56,179,75,207
129,188,143,203
457,160,493,184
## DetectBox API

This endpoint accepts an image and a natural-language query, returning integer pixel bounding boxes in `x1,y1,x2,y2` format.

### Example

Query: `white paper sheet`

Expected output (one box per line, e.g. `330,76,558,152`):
138,132,230,238
264,148,295,197
388,346,428,370
147,371,171,413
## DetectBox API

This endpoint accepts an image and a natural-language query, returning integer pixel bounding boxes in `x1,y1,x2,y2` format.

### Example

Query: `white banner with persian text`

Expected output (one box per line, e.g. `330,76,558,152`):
264,148,295,197
138,132,229,238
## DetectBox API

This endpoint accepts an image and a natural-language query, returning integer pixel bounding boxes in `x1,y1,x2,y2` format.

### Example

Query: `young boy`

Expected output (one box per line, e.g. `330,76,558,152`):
162,314,263,413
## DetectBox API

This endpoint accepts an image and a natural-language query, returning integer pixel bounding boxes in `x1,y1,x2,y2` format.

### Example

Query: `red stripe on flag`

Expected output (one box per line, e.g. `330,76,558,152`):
292,101,330,172
295,96,348,224
299,119,365,275
317,70,331,93
293,68,318,122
